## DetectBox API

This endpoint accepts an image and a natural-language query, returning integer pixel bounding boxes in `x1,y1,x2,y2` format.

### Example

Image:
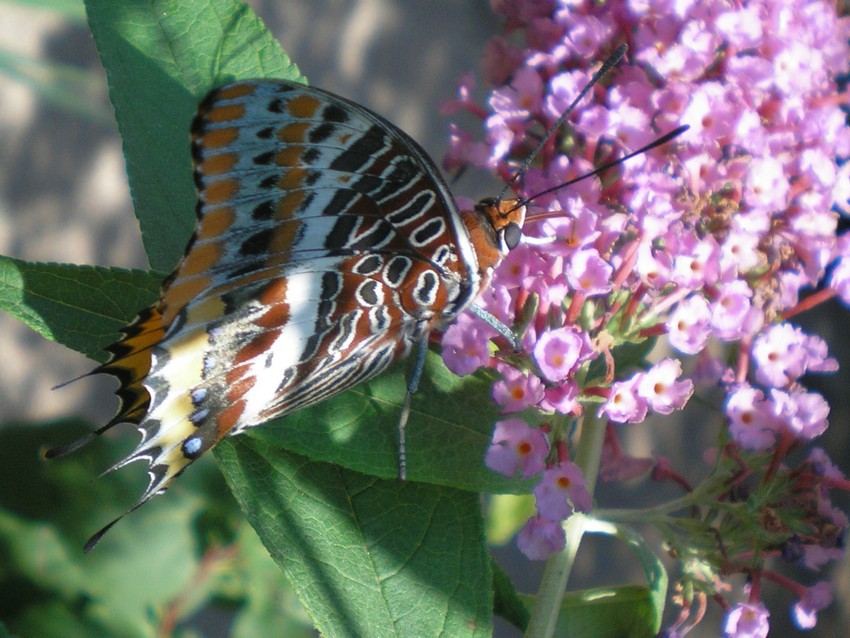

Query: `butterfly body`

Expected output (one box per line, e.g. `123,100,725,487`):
73,79,525,540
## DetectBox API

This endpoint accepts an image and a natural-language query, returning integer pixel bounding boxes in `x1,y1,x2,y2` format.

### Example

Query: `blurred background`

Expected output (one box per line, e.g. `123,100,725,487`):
1,1,848,636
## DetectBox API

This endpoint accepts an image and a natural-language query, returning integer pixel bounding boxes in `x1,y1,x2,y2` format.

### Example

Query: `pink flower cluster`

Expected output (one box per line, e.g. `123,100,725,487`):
441,0,850,633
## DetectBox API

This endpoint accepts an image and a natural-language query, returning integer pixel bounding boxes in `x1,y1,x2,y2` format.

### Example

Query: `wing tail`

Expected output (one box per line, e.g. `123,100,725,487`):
45,306,164,460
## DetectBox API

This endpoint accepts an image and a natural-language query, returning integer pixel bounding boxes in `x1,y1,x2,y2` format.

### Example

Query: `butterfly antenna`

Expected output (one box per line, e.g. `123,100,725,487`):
449,165,468,186
51,370,94,391
519,124,690,213
498,42,628,201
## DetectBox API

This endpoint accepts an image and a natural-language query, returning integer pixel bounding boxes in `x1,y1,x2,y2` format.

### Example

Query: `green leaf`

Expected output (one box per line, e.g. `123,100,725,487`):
0,256,161,361
492,556,530,631
584,519,668,635
217,438,492,638
518,584,662,638
84,0,304,271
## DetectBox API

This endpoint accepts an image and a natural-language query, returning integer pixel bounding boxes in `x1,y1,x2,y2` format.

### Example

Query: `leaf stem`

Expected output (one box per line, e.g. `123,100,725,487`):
524,412,607,638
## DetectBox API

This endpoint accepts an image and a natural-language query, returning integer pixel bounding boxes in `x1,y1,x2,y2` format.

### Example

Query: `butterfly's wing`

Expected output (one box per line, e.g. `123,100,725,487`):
76,79,488,546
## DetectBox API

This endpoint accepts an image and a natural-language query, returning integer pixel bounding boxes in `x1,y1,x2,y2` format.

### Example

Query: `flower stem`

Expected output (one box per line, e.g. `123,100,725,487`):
595,474,722,523
525,412,607,638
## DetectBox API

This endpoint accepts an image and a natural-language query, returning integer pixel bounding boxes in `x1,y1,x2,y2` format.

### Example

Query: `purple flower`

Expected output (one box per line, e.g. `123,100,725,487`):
635,241,673,288
752,324,810,388
564,14,612,58
637,359,694,416
489,67,543,122
441,314,494,376
715,7,764,49
484,113,516,164
606,100,654,151
752,324,838,388
601,375,648,424
533,327,590,383
494,243,546,289
681,82,736,150
743,157,790,213
540,382,579,414
667,294,711,354
801,333,839,374
534,463,592,521
535,209,601,256
565,248,613,296
802,544,844,571
725,385,778,451
492,365,545,413
792,581,833,630
770,388,829,440
807,447,846,481
485,418,549,478
543,69,590,121
723,602,770,638
444,124,491,172
710,280,762,341
829,238,850,305
480,35,524,85
720,222,762,276
789,207,837,282
442,1,850,627
671,235,721,289
517,515,566,560
599,444,653,482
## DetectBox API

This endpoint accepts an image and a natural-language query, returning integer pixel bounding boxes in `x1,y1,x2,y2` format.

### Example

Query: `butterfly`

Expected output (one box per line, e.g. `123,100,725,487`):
48,77,528,549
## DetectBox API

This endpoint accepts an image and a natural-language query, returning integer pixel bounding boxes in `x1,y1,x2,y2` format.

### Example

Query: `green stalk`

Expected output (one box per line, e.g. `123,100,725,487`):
524,413,607,638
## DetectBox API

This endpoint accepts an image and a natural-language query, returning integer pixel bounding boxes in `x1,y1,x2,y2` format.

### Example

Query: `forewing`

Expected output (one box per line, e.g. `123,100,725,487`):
164,79,475,325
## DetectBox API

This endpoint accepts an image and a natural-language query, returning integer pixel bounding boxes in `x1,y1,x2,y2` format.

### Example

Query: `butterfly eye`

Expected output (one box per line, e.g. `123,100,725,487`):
503,222,522,250
476,196,499,210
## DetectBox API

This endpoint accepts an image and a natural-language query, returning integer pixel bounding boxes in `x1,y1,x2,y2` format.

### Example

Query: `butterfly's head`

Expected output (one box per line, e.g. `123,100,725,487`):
476,196,526,250
461,197,526,276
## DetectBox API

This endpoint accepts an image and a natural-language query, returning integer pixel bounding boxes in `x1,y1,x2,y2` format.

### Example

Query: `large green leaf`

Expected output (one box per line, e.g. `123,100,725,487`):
0,256,160,361
85,0,304,271
217,438,493,638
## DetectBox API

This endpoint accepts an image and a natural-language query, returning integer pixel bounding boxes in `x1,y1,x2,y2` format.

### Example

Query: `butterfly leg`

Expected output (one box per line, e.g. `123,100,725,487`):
397,335,429,480
468,304,521,351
